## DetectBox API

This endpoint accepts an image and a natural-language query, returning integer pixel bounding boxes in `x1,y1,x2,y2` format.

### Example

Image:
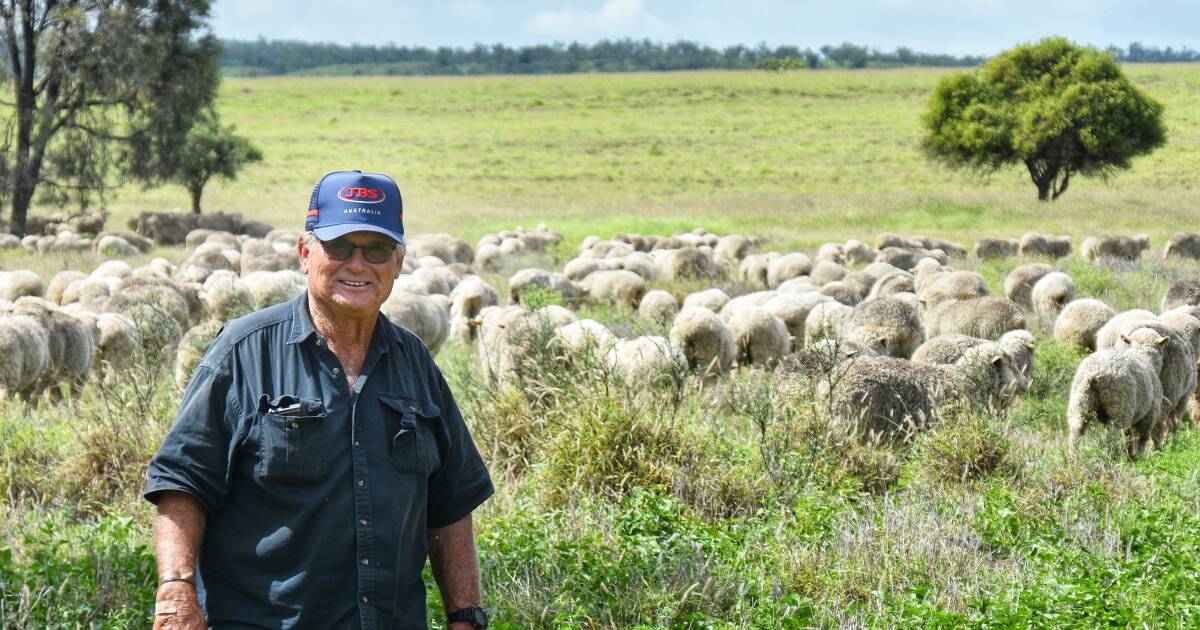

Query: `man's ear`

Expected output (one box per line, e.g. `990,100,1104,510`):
297,235,311,274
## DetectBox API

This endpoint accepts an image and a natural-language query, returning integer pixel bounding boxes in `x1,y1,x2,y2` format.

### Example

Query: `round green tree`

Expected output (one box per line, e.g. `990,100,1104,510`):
922,37,1166,201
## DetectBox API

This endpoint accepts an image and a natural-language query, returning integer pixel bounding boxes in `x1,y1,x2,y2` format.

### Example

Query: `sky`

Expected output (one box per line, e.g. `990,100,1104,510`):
210,0,1200,56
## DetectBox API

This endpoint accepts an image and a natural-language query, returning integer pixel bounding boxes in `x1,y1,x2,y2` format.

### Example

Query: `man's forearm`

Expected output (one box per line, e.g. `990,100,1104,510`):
427,513,482,613
154,490,207,580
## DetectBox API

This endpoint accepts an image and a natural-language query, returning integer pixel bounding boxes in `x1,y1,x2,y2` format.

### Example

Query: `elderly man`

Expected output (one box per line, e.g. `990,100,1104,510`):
146,170,493,629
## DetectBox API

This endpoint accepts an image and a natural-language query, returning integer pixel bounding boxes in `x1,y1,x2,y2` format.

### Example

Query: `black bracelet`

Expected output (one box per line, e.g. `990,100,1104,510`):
159,576,195,587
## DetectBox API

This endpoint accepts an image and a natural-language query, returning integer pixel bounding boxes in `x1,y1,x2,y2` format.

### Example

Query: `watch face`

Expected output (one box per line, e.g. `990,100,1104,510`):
449,606,489,629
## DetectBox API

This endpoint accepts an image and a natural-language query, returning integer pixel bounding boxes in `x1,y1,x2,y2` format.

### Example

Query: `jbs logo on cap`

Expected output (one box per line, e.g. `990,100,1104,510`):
337,186,386,204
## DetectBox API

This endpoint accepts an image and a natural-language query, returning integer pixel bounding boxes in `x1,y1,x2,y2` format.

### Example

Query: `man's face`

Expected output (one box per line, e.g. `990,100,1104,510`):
299,231,404,320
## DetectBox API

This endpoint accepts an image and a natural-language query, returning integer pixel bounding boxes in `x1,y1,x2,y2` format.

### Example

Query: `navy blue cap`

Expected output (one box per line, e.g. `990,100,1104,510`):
305,170,404,243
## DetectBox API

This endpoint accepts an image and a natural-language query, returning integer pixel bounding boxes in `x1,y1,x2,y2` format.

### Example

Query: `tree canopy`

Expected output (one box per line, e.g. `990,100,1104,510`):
922,37,1166,201
171,111,261,214
0,0,220,234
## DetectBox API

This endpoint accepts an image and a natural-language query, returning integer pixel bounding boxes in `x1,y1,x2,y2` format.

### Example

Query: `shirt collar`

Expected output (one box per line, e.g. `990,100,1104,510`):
286,291,406,355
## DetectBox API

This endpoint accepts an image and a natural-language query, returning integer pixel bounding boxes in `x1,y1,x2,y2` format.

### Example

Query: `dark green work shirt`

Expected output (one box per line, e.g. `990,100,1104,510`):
145,293,494,629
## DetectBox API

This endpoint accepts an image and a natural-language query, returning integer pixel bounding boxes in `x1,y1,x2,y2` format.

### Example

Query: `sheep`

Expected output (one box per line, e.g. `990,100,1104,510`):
912,258,950,294
175,319,224,389
1082,234,1150,261
93,234,139,257
804,301,853,343
866,271,915,300
580,269,647,308
912,329,1036,385
669,307,736,378
448,276,499,342
814,242,845,265
12,297,96,398
0,308,50,401
0,233,21,249
875,247,924,270
819,281,860,306
776,277,819,294
997,330,1038,380
1161,280,1200,312
95,230,154,253
536,304,578,329
413,265,460,296
727,307,791,367
473,244,504,271
0,270,44,301
682,288,730,313
1114,321,1197,439
1159,306,1200,357
843,239,876,265
1003,263,1054,307
1163,232,1200,261
714,234,754,262
614,252,659,280
1095,309,1158,350
93,311,141,385
1067,327,1168,457
507,268,582,305
382,291,451,355
924,297,1026,340
106,278,193,332
766,253,813,289
564,257,615,281
1053,297,1115,350
810,260,848,286
660,248,722,281
553,319,617,357
61,277,112,310
918,270,989,311
763,291,830,343
91,260,134,281
826,348,1027,442
975,238,1018,259
47,271,87,304
1019,232,1072,259
718,291,777,322
844,296,925,359
606,336,687,384
1030,272,1075,318
202,270,256,322
913,236,967,258
477,305,553,388
242,270,307,310
875,233,923,250
638,290,679,327
842,270,877,299
739,253,777,288
409,233,474,265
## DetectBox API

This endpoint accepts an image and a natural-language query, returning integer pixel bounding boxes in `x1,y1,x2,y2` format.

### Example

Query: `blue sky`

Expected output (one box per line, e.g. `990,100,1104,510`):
210,0,1200,56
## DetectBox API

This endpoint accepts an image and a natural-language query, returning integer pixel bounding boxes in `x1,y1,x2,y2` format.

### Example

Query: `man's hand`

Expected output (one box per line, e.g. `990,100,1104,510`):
153,581,206,629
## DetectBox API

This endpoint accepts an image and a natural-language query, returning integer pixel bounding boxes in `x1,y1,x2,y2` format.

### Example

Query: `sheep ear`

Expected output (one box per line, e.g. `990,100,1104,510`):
1157,336,1169,347
991,355,1003,366
1024,341,1037,350
877,336,889,349
1119,334,1130,345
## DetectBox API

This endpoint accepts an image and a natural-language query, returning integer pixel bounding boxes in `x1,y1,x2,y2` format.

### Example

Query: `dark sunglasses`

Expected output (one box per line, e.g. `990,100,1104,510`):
318,237,397,264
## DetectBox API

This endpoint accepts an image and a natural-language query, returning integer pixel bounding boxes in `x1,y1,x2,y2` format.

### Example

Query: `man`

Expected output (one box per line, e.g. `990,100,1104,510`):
145,170,493,629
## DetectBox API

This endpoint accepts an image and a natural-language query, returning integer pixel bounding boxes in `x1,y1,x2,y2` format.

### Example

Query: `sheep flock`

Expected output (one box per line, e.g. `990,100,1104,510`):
2,211,1200,459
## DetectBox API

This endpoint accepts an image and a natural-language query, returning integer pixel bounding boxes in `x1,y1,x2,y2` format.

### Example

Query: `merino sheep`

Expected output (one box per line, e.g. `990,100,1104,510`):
1161,280,1200,312
660,248,721,281
918,271,989,311
1004,263,1054,308
638,290,679,327
507,269,582,305
845,296,924,359
175,319,223,389
1067,327,1168,457
875,233,923,250
776,277,819,294
924,297,1026,340
804,301,853,343
1053,298,1117,351
1031,271,1076,318
1095,309,1159,350
477,305,553,388
202,270,256,322
738,253,775,288
0,270,44,301
580,269,647,308
975,238,1018,260
714,234,754,262
819,282,860,307
814,243,845,265
1019,233,1072,259
727,307,791,367
843,239,876,265
913,236,967,258
1159,306,1200,357
553,319,617,357
448,276,499,342
763,291,829,343
766,253,813,288
682,288,730,313
1082,234,1151,261
1114,321,1197,438
47,271,87,304
669,307,736,378
12,297,96,397
382,291,451,355
1163,232,1200,261
826,349,1027,442
242,270,307,310
810,260,848,286
564,257,615,281
606,336,687,384
93,311,141,385
0,308,50,400
866,271,915,301
875,247,924,270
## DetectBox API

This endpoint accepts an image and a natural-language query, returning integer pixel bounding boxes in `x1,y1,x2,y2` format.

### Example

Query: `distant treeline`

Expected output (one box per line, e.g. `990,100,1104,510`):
219,38,1200,76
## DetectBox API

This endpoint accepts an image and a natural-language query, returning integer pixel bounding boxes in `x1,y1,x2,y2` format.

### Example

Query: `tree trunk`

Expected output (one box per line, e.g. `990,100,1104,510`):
1026,160,1060,202
190,183,203,214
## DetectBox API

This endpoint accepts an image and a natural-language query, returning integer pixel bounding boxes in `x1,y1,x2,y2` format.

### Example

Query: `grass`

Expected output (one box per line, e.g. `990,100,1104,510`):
4,65,1200,627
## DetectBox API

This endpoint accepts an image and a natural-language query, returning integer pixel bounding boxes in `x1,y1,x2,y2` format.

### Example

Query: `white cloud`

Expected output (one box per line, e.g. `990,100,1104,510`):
527,0,673,40
446,0,493,19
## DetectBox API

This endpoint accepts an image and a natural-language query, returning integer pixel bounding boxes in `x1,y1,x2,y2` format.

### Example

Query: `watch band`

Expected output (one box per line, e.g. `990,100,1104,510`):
447,605,489,629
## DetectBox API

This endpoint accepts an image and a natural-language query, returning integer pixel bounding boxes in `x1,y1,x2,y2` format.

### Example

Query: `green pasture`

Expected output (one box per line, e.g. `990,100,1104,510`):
93,64,1200,248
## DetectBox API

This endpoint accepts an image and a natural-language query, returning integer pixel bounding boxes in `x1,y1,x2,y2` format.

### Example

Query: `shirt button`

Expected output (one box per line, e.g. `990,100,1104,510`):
358,479,364,487
291,422,299,429
333,367,342,376
361,596,368,603
315,337,324,346
360,519,367,526
361,558,369,565
354,440,361,448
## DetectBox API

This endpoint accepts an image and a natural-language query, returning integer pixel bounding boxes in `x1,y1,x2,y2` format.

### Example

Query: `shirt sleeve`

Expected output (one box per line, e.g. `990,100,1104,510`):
144,364,241,515
426,368,494,529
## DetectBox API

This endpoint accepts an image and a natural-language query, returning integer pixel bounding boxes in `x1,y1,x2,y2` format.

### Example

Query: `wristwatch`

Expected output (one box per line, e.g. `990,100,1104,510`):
447,605,489,629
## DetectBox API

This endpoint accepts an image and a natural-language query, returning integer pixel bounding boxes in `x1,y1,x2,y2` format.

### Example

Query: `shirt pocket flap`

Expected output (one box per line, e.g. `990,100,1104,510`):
379,395,441,420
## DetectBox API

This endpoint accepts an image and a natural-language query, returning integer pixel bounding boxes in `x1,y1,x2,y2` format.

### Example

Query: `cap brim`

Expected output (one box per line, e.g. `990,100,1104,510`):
311,224,405,244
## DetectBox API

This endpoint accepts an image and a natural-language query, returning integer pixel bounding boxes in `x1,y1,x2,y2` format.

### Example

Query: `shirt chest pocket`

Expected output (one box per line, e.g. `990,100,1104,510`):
380,394,442,476
257,397,329,484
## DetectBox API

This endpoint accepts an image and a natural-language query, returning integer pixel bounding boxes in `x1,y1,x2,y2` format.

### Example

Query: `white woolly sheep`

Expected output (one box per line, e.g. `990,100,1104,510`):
913,236,967,258
1030,271,1075,318
682,288,730,312
448,276,499,342
507,269,581,305
727,307,791,367
13,297,96,397
843,239,876,265
175,319,223,389
476,305,553,388
819,282,860,307
580,269,647,308
718,291,777,322
1053,299,1116,351
413,265,460,296
202,270,256,322
0,270,44,301
924,297,1026,340
875,233,923,250
606,336,687,384
814,242,845,265
1082,234,1150,261
1095,309,1158,350
93,311,141,386
669,307,736,378
638,290,679,327
1004,263,1054,307
738,253,777,288
660,248,722,281
409,233,474,265
714,234,754,262
1114,321,1197,439
1159,306,1200,357
47,271,87,304
94,234,139,257
866,271,915,301
918,270,988,311
804,301,853,343
1019,232,1072,259
810,260,848,286
382,291,451,355
1161,280,1200,312
975,238,1018,259
1068,327,1168,457
242,270,307,310
767,253,813,289
564,257,616,281
553,319,617,358
776,277,819,294
845,296,925,359
763,291,830,343
1163,232,1200,261
0,308,50,400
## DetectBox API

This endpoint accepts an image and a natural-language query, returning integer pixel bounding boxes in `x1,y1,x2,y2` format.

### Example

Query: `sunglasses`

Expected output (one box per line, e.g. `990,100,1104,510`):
317,237,397,264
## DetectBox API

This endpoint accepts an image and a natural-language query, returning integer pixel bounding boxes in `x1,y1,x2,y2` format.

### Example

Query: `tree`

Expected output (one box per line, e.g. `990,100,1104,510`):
170,111,261,214
0,1,219,235
922,37,1166,201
